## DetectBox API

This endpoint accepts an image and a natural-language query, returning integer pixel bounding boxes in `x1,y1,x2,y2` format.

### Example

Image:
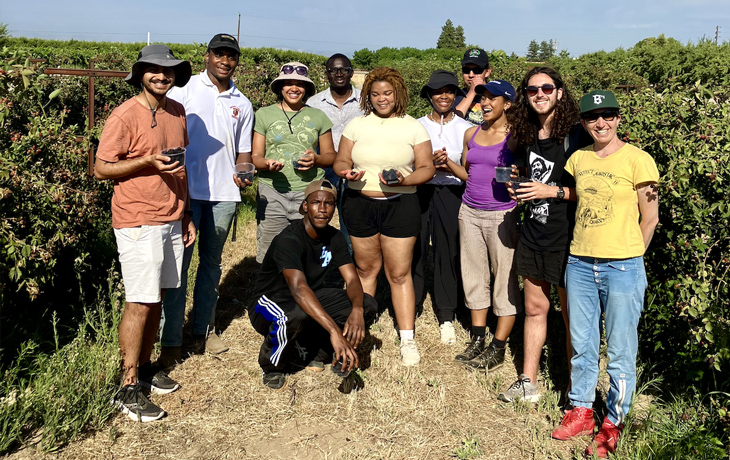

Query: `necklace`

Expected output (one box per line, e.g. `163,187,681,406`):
427,112,455,125
140,93,163,129
280,103,303,134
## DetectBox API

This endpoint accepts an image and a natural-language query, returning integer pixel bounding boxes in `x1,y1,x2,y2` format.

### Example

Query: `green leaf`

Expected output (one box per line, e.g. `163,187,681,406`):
48,89,62,101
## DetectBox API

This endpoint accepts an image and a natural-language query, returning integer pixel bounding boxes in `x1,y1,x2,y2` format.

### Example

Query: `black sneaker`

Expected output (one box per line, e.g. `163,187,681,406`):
466,342,506,370
454,336,486,363
262,371,287,390
111,384,165,422
138,362,180,395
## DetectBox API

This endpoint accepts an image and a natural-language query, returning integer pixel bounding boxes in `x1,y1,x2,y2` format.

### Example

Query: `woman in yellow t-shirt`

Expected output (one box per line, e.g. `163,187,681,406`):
333,67,435,366
552,90,659,458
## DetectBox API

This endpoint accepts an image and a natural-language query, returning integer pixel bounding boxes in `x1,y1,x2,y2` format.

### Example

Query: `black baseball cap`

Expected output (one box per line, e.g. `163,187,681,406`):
208,33,240,53
462,48,489,68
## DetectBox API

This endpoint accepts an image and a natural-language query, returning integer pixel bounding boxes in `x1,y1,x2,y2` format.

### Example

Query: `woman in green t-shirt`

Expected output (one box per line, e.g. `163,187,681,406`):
252,62,336,262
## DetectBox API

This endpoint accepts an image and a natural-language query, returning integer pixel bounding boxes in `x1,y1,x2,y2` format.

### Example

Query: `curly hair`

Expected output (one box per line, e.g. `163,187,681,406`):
360,67,409,117
510,66,580,146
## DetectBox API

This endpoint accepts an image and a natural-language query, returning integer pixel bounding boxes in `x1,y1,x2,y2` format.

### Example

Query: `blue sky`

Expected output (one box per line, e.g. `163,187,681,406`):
1,0,727,58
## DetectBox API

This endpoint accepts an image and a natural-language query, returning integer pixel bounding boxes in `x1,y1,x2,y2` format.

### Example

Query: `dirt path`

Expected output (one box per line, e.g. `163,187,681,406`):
9,218,585,460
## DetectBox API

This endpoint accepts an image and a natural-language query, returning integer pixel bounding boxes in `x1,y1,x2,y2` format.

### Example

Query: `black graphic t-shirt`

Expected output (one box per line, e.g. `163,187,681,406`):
514,125,591,251
254,219,351,302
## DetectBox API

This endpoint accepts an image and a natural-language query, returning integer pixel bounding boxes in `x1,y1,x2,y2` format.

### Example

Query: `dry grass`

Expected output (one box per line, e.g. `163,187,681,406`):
7,213,590,460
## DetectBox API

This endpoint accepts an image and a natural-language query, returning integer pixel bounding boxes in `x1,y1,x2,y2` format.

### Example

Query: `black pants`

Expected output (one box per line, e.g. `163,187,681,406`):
412,184,464,322
250,288,378,373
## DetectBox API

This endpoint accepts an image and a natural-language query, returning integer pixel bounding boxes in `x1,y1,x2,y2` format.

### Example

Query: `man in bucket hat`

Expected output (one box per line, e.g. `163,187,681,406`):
95,44,194,422
248,180,377,390
161,33,254,363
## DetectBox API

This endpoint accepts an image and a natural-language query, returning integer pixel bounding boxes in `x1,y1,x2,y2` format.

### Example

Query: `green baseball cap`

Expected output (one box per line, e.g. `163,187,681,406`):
580,90,620,114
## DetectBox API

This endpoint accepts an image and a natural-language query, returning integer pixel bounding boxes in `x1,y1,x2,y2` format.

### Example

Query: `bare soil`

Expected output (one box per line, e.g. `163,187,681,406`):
8,216,601,460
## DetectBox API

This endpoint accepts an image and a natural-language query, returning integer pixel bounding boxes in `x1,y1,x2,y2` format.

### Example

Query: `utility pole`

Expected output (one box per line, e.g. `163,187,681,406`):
716,26,720,45
237,14,241,43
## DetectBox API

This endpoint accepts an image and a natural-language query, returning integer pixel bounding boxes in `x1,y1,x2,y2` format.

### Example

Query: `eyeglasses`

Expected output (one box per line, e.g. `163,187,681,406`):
581,110,619,123
525,84,557,97
462,66,485,75
326,67,353,76
281,65,309,76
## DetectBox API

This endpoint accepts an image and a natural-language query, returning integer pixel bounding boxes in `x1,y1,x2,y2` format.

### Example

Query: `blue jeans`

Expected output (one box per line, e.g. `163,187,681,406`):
161,200,237,346
566,255,647,426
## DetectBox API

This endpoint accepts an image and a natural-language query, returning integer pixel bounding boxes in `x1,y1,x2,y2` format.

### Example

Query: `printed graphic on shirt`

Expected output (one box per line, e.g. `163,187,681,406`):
231,106,240,120
575,170,617,228
320,246,332,267
527,150,555,225
465,103,483,126
267,115,320,162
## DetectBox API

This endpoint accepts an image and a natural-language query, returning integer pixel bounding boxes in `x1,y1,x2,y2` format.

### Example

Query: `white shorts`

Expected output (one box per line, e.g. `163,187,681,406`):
114,221,184,303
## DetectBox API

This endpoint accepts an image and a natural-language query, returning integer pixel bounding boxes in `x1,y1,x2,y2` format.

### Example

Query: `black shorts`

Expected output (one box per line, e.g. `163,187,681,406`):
342,188,421,238
515,240,568,287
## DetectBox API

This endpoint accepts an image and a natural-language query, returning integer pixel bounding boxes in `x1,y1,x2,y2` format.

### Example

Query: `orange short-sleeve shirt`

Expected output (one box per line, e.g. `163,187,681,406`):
97,98,189,228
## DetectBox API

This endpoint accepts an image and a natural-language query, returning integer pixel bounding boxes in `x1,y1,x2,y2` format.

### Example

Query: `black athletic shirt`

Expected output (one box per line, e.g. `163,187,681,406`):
253,220,351,303
514,125,592,251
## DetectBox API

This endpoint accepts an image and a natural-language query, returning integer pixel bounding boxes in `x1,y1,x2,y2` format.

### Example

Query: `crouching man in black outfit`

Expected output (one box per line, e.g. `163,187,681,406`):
249,180,377,390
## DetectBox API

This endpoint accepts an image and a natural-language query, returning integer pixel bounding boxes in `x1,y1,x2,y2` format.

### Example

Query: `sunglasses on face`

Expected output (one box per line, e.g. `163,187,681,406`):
582,110,619,123
326,67,353,76
525,84,557,97
462,66,485,75
281,65,309,77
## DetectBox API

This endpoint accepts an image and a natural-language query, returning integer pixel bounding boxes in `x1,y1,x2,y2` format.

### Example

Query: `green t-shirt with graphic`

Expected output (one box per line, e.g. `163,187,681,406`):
254,104,333,192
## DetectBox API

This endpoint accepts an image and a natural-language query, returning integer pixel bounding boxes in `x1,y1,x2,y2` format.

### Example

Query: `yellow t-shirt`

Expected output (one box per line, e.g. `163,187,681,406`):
341,113,431,194
565,143,659,258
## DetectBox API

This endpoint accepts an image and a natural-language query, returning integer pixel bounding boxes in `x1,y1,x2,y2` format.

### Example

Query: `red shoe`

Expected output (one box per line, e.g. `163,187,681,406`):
586,418,622,458
551,406,595,440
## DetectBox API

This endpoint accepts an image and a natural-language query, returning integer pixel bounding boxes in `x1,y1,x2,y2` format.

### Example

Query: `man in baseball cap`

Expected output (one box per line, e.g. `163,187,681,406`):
248,180,377,390
456,48,492,126
97,44,194,422
161,33,253,362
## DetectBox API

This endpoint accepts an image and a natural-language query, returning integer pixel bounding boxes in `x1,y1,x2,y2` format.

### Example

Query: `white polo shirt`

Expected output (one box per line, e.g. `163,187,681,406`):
168,71,254,202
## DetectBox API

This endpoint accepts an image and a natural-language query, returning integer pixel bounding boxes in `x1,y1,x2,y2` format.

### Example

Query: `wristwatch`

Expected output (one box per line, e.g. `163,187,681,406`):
556,186,565,200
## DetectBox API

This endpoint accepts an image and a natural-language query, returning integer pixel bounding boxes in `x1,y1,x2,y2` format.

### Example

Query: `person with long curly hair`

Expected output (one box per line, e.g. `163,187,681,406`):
497,67,592,404
333,67,435,366
440,80,522,371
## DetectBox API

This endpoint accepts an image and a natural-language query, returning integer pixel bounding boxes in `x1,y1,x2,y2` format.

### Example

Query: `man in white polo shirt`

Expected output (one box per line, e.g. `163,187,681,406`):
308,53,363,252
161,33,254,365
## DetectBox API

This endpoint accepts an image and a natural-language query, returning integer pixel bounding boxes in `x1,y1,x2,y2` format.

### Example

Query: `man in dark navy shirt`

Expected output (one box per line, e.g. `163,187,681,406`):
249,180,377,390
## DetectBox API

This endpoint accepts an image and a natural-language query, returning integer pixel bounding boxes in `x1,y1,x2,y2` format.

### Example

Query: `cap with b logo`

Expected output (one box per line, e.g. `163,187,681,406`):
580,90,620,114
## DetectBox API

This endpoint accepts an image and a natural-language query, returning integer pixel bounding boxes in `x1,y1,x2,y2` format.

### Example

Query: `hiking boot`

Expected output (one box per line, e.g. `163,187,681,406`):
205,332,229,355
400,338,421,366
439,321,456,345
466,342,506,370
157,346,181,370
138,362,180,395
262,371,287,390
551,406,595,440
586,418,623,458
454,336,486,363
498,374,540,403
111,384,165,423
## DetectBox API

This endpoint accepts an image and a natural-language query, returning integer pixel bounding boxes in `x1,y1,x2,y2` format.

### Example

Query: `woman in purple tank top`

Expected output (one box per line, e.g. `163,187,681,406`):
440,80,523,369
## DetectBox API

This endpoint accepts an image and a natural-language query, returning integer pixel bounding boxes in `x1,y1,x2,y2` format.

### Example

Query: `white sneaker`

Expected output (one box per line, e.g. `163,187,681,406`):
400,338,421,366
439,321,456,345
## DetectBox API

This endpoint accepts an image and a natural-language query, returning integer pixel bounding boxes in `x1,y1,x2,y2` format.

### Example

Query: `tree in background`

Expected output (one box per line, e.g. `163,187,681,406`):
526,40,539,60
437,20,466,50
538,40,555,61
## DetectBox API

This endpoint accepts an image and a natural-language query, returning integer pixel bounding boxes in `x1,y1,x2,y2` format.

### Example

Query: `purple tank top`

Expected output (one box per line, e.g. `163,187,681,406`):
462,126,516,211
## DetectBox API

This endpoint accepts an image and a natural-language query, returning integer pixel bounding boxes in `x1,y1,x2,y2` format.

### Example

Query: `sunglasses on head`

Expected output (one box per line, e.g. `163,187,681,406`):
525,84,557,97
326,67,353,76
462,66,485,75
582,110,619,123
281,65,309,77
